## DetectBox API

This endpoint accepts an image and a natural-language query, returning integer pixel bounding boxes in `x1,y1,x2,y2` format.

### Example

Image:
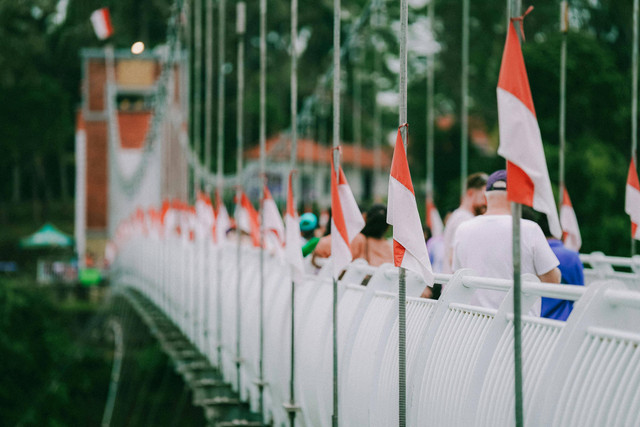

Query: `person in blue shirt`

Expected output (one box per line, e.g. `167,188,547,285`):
527,208,585,321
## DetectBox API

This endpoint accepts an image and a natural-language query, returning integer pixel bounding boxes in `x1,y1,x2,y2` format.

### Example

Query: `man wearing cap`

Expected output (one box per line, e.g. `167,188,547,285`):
442,172,489,273
447,169,561,313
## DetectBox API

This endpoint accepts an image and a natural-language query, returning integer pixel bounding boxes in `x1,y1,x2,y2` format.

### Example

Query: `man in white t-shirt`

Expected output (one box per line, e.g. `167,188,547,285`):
449,169,560,312
442,172,489,273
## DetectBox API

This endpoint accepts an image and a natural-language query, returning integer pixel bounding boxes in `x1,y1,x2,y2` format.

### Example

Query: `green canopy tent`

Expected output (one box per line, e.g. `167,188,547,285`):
20,223,74,249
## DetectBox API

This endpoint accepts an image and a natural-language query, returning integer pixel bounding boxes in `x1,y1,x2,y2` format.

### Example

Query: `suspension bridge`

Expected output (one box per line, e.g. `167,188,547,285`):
73,0,640,426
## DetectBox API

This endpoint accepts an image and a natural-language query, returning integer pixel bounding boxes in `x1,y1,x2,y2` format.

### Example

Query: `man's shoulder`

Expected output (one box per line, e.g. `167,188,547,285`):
450,208,474,222
455,214,498,236
550,242,581,263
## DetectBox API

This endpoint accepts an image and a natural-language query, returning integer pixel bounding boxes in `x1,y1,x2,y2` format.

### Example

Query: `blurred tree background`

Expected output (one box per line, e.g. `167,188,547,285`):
0,0,636,257
0,0,637,424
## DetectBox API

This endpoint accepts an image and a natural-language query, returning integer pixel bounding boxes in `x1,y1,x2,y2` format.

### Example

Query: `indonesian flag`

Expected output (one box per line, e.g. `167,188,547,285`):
262,184,285,253
387,127,434,286
195,192,215,240
236,192,261,247
285,172,305,276
497,20,561,238
90,8,114,40
214,191,231,244
426,198,444,237
560,188,582,251
625,158,640,240
330,152,365,278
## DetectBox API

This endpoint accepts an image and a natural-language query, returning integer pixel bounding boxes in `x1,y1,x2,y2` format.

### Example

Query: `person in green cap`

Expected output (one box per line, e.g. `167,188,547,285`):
300,212,320,257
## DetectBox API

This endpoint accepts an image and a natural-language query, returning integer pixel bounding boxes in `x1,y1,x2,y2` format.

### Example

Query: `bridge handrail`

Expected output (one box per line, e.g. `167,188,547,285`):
111,234,640,426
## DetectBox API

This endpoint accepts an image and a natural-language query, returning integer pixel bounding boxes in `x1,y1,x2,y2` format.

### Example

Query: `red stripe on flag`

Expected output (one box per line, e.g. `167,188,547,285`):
263,184,273,201
101,8,114,36
393,239,405,268
331,156,350,248
507,161,535,206
633,222,638,238
497,22,536,118
390,128,414,195
628,158,640,191
241,192,261,247
562,187,572,207
286,172,295,217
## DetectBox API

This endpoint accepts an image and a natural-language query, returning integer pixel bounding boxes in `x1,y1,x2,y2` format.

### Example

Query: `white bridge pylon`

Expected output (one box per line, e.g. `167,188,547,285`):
112,229,640,427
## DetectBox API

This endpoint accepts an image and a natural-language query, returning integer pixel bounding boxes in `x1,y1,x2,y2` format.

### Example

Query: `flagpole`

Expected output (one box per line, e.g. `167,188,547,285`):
398,0,409,426
632,0,639,256
286,0,300,425
509,2,524,427
460,0,469,198
257,0,267,420
558,1,568,211
235,0,246,400
193,0,202,197
426,0,435,211
332,0,341,425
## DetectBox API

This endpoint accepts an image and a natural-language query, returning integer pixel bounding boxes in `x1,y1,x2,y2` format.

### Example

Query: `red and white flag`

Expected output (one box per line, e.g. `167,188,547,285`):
497,19,561,238
426,198,444,237
388,127,434,286
285,172,305,276
560,188,581,251
236,191,261,247
195,192,215,240
330,152,365,278
214,191,230,244
90,8,114,40
262,184,285,253
625,158,640,240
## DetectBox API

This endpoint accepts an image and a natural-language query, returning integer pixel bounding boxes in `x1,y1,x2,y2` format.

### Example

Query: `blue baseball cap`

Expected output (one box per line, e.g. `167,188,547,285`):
486,169,507,191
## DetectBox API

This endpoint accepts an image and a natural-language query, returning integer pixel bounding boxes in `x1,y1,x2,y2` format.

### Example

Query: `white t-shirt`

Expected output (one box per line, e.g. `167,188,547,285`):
452,215,559,313
442,208,474,273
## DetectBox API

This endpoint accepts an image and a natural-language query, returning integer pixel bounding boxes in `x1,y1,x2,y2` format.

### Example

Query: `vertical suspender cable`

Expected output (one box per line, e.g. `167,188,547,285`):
460,0,469,197
193,0,202,196
217,0,226,182
332,0,341,426
426,0,435,208
235,0,246,397
353,53,362,188
558,1,568,210
258,0,267,420
398,2,408,426
201,0,214,359
204,0,214,180
288,0,299,425
632,0,639,256
509,2,524,426
372,1,382,201
215,0,226,370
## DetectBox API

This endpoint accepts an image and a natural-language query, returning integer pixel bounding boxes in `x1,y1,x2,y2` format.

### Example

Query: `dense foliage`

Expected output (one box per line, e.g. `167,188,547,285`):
0,0,636,254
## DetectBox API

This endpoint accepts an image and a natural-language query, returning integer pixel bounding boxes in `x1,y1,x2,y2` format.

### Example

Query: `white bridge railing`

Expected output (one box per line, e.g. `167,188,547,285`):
112,235,640,427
